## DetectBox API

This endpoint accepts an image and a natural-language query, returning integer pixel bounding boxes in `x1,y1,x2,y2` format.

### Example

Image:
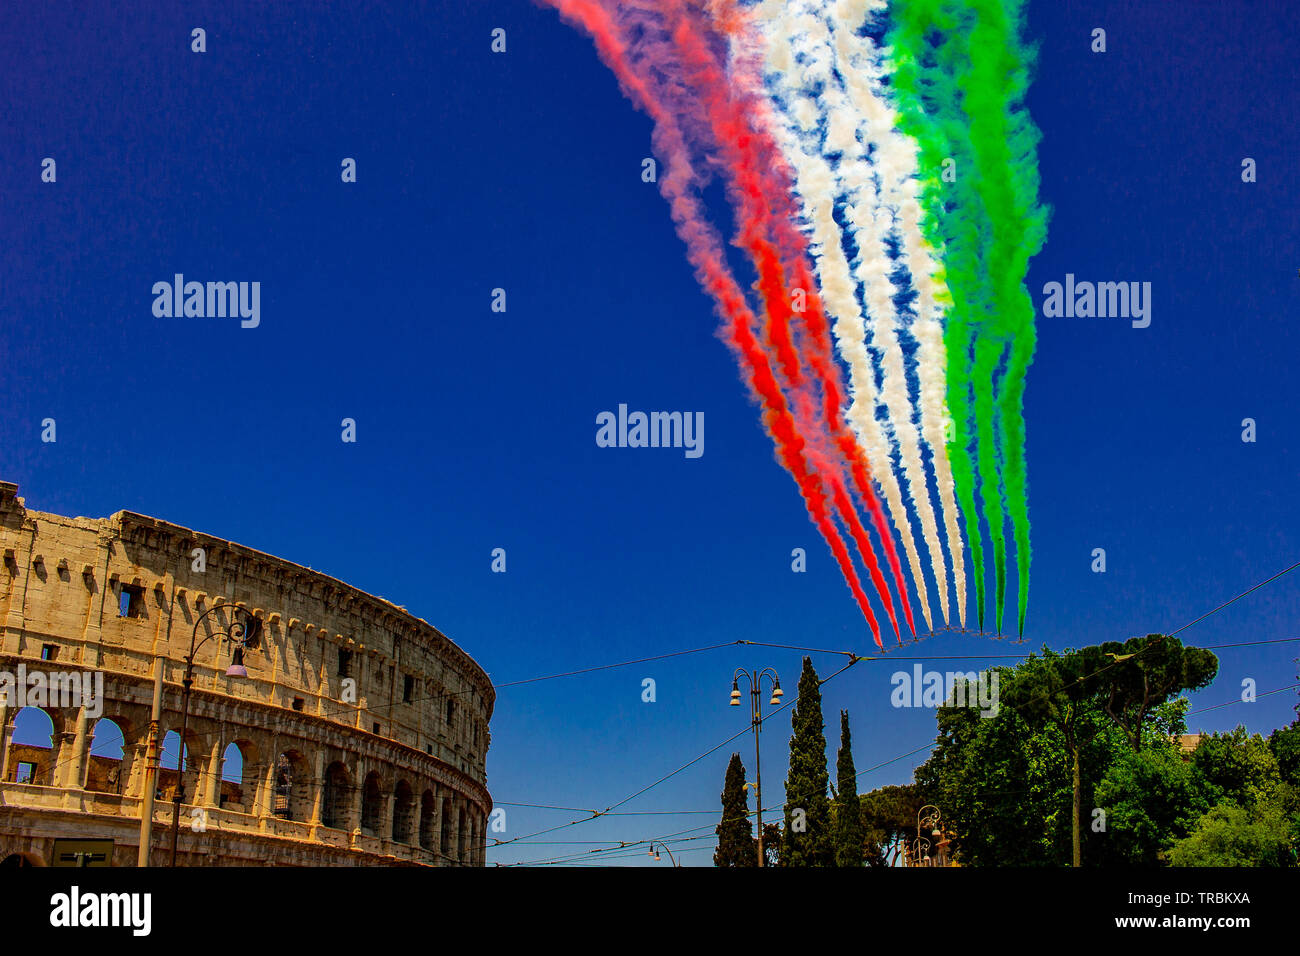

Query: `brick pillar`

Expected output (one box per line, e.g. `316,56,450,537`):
309,751,324,826
68,707,92,791
50,729,77,788
380,784,394,843
2,524,35,656
80,535,112,667
434,789,447,865
124,741,149,799
258,759,277,821
0,701,11,782
202,740,222,808
350,766,366,838
456,800,466,865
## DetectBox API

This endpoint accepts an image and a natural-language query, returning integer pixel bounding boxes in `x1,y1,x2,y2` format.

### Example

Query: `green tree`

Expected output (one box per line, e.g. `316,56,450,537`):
1006,636,1217,866
1002,648,1111,867
781,657,833,866
860,783,930,867
759,822,782,866
1269,720,1300,787
1168,801,1297,867
714,752,755,867
916,644,1212,867
1092,736,1214,865
833,711,864,866
918,668,1108,866
1191,727,1282,810
1094,634,1218,749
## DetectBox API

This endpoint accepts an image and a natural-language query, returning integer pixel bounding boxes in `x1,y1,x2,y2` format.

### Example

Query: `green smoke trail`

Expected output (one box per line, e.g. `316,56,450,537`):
959,0,1050,636
887,0,992,629
887,0,1048,635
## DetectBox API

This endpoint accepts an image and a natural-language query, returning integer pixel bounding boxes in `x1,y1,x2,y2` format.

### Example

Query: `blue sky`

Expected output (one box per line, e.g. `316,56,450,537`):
2,1,1298,866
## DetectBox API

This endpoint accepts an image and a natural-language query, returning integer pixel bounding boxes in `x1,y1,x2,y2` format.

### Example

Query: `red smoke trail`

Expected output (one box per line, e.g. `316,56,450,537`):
667,4,914,639
541,0,887,646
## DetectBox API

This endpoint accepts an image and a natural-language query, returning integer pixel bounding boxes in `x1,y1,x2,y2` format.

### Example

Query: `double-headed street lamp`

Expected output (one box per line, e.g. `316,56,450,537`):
167,600,262,867
646,841,679,867
730,667,782,867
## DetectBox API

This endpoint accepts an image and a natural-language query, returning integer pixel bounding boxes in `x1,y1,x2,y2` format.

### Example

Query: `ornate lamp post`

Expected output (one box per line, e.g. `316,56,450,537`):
910,834,931,867
730,667,782,867
167,600,262,867
916,804,942,868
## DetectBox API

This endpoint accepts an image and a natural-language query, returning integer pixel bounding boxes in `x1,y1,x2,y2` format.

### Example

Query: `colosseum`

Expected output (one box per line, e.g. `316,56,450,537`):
0,481,493,867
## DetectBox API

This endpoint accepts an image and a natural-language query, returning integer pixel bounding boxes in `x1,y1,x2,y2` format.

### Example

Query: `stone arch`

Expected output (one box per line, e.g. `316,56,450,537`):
392,779,415,844
272,749,311,821
159,729,188,771
85,716,126,794
360,770,384,837
219,739,256,812
0,851,45,867
157,729,197,804
321,760,353,831
8,706,56,785
457,802,468,865
418,789,436,850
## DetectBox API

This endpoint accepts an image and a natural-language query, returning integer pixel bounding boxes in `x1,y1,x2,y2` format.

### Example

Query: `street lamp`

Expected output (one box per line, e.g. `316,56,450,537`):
646,841,679,867
910,834,931,867
916,805,942,868
167,600,262,867
729,667,781,867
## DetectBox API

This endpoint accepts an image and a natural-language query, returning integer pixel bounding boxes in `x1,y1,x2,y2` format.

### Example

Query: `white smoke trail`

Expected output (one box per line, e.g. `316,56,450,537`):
748,0,937,631
827,0,968,626
751,0,962,629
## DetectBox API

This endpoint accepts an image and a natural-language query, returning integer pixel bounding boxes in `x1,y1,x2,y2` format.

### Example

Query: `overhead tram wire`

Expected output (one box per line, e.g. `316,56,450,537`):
1170,558,1300,636
500,633,1300,863
490,656,864,854
509,675,1300,867
503,613,1300,867
513,633,1300,866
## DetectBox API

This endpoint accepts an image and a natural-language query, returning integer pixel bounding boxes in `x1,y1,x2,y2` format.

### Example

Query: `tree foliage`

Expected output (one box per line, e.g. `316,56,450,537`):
782,657,833,866
714,752,755,867
859,784,929,867
833,711,864,867
911,635,1263,866
1168,801,1297,867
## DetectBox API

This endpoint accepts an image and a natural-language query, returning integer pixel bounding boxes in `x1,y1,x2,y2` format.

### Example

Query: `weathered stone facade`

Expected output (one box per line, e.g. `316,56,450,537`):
0,481,493,866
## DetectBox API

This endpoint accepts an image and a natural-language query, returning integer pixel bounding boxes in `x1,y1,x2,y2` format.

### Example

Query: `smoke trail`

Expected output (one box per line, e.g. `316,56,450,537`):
539,0,892,645
752,0,939,632
960,0,1049,636
885,0,993,629
827,0,968,628
886,0,1048,634
541,0,1045,640
673,2,914,639
701,4,918,638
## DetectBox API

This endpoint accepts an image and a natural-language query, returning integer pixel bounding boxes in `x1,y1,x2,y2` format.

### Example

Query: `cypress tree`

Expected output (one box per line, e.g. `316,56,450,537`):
834,710,864,866
714,752,756,867
781,657,833,866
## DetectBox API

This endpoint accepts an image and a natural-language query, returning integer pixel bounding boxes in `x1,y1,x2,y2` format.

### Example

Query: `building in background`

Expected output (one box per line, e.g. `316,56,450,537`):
0,481,492,866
